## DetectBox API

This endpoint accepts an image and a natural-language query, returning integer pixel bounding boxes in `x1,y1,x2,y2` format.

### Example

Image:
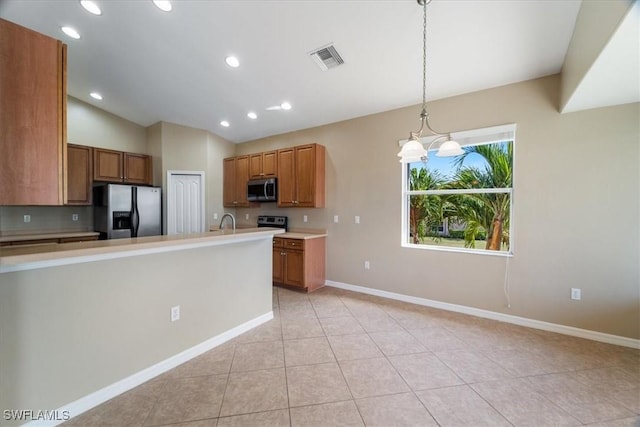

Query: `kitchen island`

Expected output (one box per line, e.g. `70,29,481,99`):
0,228,283,425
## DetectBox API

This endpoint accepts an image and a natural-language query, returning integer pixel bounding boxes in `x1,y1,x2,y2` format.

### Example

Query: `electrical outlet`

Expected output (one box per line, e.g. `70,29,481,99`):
364,260,370,270
334,215,339,223
213,213,218,220
23,215,31,223
571,288,581,300
245,213,250,220
72,214,79,221
171,305,180,322
355,216,360,224
303,215,308,223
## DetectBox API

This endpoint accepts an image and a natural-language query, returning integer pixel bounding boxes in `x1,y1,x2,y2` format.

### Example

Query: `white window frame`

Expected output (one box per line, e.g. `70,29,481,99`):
400,124,516,257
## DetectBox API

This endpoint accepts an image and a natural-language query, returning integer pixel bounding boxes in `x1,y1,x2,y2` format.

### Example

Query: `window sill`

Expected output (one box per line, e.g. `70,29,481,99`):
401,242,513,257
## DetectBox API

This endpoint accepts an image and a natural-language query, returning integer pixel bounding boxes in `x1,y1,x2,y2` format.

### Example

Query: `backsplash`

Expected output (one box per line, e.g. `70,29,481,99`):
0,206,93,236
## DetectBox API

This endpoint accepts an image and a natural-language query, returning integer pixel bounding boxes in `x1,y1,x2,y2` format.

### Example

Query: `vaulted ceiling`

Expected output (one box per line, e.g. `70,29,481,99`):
1,1,636,143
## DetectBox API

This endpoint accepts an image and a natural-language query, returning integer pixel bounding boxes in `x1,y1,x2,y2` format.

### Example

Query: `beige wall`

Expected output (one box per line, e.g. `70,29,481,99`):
236,75,640,340
149,121,236,233
67,96,147,153
0,238,273,421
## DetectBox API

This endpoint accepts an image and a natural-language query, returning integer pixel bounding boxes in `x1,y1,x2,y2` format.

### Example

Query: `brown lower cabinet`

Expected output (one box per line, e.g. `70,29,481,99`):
272,237,326,292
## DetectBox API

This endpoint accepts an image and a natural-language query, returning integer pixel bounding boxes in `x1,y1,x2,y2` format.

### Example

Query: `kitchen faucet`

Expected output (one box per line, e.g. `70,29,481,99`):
219,213,236,231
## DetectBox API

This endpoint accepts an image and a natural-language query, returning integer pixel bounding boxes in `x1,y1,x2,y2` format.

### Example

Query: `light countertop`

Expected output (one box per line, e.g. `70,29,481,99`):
277,232,327,240
209,226,327,240
0,228,284,273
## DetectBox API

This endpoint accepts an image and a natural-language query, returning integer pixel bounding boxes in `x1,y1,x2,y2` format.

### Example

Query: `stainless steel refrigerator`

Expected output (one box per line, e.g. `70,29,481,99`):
94,184,162,239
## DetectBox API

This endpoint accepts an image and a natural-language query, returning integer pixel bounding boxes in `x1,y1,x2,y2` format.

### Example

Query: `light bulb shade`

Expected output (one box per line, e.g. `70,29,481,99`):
436,139,464,157
398,139,427,163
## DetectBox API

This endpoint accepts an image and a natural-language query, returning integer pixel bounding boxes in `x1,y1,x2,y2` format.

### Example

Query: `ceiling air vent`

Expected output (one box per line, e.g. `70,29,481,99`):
309,44,344,71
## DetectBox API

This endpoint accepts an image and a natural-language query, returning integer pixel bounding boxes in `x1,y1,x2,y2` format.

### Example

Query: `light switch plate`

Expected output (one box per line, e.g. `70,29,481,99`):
570,288,581,300
171,305,180,322
334,215,339,223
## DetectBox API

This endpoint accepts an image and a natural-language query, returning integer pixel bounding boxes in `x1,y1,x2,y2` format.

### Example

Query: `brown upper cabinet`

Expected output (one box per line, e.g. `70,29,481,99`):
66,144,93,205
93,148,152,185
223,155,255,207
249,150,278,179
278,144,325,208
0,19,66,205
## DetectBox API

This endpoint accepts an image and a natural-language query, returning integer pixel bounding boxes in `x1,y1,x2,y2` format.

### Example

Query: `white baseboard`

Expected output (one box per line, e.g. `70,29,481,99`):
24,311,274,427
326,280,640,350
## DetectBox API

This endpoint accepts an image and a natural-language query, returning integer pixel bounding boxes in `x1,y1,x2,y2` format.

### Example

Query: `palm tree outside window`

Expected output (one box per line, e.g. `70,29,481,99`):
402,124,515,255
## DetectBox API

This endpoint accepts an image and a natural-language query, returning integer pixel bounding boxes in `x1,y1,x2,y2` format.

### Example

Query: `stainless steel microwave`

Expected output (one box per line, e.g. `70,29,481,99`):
247,178,277,202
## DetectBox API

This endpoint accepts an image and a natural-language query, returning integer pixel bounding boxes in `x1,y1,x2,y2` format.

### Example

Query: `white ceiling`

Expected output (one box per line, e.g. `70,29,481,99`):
0,0,591,143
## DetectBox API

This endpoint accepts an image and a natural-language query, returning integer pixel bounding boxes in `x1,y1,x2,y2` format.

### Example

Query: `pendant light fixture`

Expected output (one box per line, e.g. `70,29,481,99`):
398,0,463,163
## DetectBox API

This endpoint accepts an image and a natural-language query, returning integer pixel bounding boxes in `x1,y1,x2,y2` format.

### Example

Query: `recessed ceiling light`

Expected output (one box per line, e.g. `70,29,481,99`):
225,56,240,68
247,112,257,120
152,0,172,12
220,120,230,127
80,0,102,15
265,102,293,111
61,26,81,39
90,92,103,100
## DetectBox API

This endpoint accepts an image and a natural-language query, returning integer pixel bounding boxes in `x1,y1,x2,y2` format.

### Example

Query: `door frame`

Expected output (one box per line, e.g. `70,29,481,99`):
167,170,206,235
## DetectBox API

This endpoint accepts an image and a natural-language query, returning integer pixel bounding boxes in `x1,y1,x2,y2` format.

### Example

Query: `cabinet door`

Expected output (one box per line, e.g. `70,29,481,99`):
66,144,92,205
277,148,296,207
263,151,278,177
284,249,305,288
295,145,317,207
124,153,151,185
273,248,284,283
93,148,123,182
223,157,236,207
235,155,251,207
0,19,65,205
249,153,263,179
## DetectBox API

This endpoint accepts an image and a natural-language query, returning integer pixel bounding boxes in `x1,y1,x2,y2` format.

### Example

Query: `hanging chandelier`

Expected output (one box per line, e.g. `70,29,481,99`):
398,0,463,163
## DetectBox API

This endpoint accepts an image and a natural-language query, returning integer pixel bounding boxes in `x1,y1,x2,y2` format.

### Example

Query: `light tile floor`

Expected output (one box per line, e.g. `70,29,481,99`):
64,286,640,427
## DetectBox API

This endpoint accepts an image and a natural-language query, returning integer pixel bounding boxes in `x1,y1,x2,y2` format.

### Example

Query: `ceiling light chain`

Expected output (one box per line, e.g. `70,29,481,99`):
398,0,463,164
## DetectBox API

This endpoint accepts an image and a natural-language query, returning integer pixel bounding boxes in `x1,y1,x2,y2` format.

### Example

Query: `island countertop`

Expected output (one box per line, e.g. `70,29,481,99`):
0,228,284,273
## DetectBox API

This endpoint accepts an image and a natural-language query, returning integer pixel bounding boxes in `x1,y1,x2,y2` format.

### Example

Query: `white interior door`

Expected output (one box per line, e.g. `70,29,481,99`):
167,171,205,235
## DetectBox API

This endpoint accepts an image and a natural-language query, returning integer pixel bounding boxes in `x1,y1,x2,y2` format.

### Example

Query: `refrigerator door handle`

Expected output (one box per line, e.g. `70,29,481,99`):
131,187,140,237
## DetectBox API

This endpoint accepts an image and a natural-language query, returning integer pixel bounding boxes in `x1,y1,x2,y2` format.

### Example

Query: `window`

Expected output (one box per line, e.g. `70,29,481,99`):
401,124,515,255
